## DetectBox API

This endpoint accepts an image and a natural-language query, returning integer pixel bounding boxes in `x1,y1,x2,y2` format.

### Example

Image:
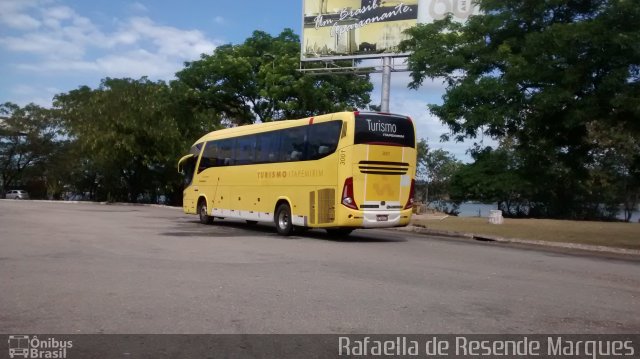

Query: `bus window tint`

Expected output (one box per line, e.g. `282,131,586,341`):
218,139,235,166
256,131,279,163
182,157,196,186
308,121,342,160
235,135,256,165
279,126,307,162
190,143,203,156
354,113,415,147
198,141,217,173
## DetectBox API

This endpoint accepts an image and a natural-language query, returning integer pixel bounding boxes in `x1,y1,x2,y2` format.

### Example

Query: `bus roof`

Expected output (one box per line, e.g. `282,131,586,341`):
193,112,347,145
191,111,411,146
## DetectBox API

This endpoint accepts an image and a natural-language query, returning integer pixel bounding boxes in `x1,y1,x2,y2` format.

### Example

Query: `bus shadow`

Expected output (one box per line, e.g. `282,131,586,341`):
181,220,406,243
300,230,407,243
169,220,278,237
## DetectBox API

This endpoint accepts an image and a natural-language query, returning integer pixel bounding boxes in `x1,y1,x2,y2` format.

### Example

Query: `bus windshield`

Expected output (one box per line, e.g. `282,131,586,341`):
354,113,415,147
178,154,196,187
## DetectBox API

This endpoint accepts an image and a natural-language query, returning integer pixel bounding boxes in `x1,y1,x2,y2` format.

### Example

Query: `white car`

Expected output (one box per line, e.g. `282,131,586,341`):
6,190,29,199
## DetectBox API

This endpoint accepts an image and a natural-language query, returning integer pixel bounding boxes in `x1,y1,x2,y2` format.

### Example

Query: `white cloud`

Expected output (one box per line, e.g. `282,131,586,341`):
129,2,148,13
1,13,41,30
9,84,62,107
16,49,180,79
1,32,85,58
0,1,220,80
46,5,74,20
12,84,38,95
370,68,448,94
17,60,98,73
96,50,179,78
390,96,449,140
0,0,42,29
126,16,217,59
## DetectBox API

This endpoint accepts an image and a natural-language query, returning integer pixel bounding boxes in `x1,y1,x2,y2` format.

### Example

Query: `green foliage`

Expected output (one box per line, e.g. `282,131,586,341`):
401,0,640,220
54,78,186,202
416,138,428,181
450,145,531,217
175,29,373,124
0,102,61,197
415,138,462,213
586,122,640,221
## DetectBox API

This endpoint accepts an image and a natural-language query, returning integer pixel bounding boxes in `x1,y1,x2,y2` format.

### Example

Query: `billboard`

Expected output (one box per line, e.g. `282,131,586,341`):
301,0,479,60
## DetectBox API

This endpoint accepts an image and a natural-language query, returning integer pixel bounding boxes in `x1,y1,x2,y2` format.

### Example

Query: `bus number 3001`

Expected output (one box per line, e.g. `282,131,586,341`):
340,150,346,165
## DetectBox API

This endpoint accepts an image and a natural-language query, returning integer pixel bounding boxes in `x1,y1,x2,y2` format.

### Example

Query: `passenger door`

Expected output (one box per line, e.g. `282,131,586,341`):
180,156,198,214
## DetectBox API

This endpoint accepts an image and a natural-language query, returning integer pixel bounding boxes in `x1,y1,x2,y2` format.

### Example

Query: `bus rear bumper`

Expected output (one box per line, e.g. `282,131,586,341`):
340,207,413,228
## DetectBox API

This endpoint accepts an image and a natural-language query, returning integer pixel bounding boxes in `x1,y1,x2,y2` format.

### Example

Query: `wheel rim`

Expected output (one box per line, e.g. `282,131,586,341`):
278,210,289,229
200,204,207,220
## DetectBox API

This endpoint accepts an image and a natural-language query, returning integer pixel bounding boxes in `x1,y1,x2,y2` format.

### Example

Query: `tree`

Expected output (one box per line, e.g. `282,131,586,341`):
401,0,640,219
416,138,428,183
415,138,462,213
54,78,187,203
0,102,60,197
587,122,640,222
175,29,373,125
450,145,532,217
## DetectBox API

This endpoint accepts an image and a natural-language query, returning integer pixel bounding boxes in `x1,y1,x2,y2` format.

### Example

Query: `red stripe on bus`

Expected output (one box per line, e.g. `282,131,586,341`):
362,142,405,147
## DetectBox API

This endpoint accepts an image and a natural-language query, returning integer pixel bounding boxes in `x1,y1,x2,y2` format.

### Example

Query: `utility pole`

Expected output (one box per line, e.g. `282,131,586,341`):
380,56,392,112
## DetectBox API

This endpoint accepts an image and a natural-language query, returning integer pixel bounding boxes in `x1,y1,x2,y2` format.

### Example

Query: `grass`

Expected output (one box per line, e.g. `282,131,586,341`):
411,215,640,250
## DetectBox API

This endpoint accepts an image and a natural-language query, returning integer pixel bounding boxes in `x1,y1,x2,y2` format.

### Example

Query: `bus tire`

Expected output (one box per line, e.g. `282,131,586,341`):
326,228,353,237
275,203,293,236
198,199,213,225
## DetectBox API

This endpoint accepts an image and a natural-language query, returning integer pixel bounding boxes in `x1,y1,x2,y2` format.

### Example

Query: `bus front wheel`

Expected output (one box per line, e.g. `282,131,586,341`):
275,203,293,236
198,199,213,225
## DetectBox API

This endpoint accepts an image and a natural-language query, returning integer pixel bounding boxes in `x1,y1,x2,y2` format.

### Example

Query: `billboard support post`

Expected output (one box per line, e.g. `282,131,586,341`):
381,56,392,112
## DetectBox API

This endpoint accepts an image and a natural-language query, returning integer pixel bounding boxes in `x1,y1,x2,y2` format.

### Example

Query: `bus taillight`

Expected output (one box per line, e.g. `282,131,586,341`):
405,179,415,209
341,177,358,210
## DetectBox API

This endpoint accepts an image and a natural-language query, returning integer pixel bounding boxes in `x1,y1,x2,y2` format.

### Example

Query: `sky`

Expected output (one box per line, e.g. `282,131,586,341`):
0,0,486,161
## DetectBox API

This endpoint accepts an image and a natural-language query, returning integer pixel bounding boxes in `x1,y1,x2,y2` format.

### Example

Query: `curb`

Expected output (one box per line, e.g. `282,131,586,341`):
0,199,182,210
396,225,640,256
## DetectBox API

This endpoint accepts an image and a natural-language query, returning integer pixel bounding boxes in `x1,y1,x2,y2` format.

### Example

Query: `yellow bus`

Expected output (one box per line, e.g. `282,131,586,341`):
178,111,416,236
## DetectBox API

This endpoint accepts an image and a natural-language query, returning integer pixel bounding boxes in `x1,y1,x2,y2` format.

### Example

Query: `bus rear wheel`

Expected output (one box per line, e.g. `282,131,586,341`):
275,203,293,236
198,199,213,224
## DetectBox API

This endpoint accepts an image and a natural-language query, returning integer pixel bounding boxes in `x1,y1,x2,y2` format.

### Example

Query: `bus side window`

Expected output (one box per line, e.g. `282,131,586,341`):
279,126,307,162
198,141,217,173
308,121,342,160
256,131,280,163
235,135,256,165
217,139,235,166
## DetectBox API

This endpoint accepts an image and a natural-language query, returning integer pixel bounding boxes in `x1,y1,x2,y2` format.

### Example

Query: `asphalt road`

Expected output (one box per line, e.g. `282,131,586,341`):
1,200,639,334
